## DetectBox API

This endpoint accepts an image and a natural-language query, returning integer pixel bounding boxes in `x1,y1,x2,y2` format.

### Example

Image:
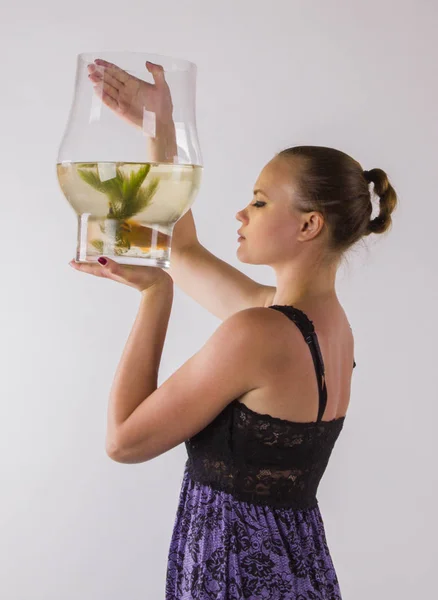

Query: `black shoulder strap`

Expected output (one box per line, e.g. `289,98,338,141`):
268,305,327,422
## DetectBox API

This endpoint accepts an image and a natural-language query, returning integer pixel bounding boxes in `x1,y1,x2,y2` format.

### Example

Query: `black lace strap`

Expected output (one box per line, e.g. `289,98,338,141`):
268,305,328,422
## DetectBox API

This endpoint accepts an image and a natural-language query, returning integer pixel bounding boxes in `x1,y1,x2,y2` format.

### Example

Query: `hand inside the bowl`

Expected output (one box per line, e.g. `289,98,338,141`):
87,59,175,130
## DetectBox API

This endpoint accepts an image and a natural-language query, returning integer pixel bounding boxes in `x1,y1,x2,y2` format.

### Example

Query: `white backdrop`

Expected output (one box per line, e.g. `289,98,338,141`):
1,1,436,598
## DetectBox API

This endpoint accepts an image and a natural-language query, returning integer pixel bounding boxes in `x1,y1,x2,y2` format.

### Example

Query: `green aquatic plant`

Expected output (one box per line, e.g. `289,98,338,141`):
78,163,159,219
78,163,160,254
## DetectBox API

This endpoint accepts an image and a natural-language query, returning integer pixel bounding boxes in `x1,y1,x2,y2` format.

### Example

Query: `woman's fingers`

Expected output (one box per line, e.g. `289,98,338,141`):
69,259,109,277
93,58,131,85
69,257,170,292
88,75,120,102
92,81,119,109
88,66,123,92
69,258,135,288
94,89,118,112
145,61,166,84
69,257,121,278
88,64,121,110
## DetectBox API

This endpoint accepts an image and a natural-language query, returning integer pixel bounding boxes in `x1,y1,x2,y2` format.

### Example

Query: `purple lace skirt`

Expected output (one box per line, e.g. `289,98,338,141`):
165,462,342,600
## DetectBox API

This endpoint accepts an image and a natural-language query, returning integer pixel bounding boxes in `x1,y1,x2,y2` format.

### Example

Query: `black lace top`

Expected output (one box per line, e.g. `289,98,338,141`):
185,305,356,509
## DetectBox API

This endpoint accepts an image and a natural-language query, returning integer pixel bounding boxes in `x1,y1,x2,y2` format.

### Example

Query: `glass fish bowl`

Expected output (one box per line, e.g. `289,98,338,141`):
56,51,203,268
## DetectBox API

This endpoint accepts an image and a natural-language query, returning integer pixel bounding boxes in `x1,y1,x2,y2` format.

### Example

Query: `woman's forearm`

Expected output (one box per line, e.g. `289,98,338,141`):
147,118,178,163
106,278,174,445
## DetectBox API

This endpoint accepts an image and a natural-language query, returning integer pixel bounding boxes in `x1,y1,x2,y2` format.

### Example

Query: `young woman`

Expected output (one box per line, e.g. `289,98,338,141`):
72,59,398,599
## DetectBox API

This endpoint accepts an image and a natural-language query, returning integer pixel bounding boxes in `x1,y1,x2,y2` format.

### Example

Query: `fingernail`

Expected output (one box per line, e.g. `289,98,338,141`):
98,257,107,265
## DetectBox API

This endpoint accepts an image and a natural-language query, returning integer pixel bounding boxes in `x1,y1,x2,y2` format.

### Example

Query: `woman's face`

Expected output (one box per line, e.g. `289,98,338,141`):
235,157,305,266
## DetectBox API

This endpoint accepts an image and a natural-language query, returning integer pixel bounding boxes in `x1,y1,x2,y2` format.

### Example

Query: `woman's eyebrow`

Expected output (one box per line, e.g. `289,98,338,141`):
253,188,268,197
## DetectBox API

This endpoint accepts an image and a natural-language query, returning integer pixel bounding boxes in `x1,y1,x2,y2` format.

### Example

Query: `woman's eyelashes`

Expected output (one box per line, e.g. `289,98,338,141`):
252,201,266,208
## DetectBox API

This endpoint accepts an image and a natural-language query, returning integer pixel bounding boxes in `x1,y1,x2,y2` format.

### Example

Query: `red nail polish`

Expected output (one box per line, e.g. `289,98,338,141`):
98,257,107,265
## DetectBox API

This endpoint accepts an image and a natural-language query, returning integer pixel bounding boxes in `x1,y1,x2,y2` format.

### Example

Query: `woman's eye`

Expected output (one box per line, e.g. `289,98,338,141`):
252,201,266,208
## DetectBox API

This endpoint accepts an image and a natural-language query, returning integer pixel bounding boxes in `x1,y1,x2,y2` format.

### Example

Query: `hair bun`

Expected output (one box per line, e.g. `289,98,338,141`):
363,169,371,182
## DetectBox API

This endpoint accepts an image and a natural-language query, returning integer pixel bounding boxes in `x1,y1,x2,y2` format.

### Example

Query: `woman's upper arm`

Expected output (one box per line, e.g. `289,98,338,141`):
108,308,277,463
